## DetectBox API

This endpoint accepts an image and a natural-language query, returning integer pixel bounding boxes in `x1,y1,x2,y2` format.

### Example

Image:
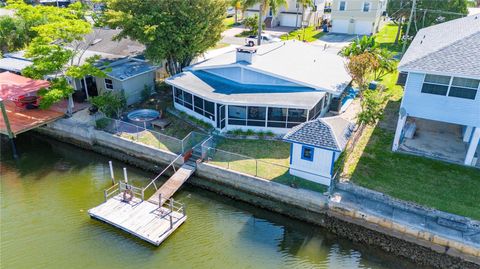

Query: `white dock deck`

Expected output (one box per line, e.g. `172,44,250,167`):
88,195,187,246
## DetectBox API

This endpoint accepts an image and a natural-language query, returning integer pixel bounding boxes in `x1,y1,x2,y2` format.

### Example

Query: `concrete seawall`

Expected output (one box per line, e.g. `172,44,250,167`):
37,119,480,268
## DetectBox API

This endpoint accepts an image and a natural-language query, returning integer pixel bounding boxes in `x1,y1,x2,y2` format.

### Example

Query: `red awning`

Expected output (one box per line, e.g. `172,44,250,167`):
0,72,50,100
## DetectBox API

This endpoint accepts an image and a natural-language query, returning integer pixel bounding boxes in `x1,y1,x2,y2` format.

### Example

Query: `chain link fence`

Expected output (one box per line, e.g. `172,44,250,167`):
95,117,187,154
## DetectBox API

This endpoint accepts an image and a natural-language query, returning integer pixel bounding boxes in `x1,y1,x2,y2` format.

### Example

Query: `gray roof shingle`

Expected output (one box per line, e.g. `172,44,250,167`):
399,15,480,78
283,117,354,151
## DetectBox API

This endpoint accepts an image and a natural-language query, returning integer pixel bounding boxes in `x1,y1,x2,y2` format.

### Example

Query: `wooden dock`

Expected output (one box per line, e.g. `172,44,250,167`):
88,194,186,246
88,160,195,246
148,163,195,205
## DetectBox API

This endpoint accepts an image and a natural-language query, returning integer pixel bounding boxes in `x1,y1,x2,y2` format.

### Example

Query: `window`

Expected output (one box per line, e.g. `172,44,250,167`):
339,1,346,11
421,74,479,100
421,74,450,96
287,109,307,128
174,88,184,105
183,92,193,109
448,77,479,100
228,105,247,125
362,2,370,12
194,96,203,114
267,107,287,128
308,97,324,120
301,145,314,161
247,106,266,126
105,78,113,89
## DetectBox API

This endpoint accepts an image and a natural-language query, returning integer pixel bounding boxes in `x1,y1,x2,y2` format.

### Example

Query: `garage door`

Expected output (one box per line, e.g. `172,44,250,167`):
354,21,373,35
280,13,300,27
331,19,349,34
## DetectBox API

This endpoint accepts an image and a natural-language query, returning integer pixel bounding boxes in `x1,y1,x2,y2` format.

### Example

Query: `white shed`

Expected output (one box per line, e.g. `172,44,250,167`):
283,116,354,186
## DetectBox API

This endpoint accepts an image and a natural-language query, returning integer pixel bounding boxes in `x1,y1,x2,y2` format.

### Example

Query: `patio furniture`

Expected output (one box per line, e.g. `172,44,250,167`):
151,118,171,130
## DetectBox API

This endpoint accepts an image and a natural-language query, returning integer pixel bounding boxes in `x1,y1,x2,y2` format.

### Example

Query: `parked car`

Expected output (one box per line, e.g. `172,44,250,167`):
226,7,235,17
245,34,281,46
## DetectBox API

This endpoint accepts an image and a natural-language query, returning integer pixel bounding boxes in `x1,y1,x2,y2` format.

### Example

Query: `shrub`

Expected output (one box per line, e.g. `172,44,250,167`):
95,118,110,129
90,91,127,118
243,14,264,35
141,85,151,102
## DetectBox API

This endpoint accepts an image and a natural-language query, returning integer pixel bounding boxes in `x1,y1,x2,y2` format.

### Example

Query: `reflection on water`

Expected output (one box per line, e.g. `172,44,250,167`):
0,135,425,269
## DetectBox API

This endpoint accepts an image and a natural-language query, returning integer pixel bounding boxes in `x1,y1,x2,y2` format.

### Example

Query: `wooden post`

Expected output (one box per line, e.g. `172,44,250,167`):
109,161,115,184
123,167,128,184
0,98,18,159
170,198,173,213
169,215,173,229
158,193,162,208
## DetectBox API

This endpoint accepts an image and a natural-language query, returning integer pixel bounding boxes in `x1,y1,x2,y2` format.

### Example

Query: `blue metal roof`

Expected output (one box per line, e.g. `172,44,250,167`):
106,59,156,81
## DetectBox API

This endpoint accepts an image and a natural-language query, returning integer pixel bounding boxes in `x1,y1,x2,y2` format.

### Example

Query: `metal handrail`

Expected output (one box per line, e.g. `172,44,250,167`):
142,154,183,193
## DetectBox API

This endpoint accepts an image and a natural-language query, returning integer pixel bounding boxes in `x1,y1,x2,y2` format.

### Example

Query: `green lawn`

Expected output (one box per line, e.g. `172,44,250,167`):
341,23,480,220
209,139,327,193
223,16,236,29
280,26,325,42
374,23,403,53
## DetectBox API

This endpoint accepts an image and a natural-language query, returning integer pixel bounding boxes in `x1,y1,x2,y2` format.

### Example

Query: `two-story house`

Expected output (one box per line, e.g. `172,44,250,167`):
330,0,387,35
392,15,480,167
244,0,326,28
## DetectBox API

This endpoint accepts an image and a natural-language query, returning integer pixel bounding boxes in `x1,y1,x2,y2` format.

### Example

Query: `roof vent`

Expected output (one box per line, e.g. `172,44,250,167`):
236,46,257,64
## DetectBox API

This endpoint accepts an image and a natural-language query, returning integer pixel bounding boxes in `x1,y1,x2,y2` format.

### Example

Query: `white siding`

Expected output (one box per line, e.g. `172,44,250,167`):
401,72,480,127
289,143,335,185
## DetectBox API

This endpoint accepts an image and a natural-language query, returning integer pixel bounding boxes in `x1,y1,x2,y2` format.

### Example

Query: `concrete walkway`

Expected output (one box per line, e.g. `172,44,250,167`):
332,182,480,250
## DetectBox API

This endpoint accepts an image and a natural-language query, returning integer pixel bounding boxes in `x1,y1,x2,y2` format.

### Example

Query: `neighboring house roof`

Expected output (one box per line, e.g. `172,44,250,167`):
0,57,32,73
398,15,480,78
166,70,325,108
0,72,50,99
103,58,157,81
283,116,354,151
190,41,351,94
76,28,145,57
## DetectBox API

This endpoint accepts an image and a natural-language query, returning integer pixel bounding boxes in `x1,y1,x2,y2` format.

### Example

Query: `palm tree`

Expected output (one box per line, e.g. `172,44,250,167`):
296,0,314,28
243,0,287,45
230,0,243,24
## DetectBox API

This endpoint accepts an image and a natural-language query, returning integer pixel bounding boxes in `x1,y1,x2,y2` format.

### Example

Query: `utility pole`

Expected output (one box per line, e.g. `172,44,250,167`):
402,0,416,55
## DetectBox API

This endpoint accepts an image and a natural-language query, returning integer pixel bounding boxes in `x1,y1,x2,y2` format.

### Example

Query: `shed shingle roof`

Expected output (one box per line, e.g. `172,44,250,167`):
283,117,354,151
399,15,480,78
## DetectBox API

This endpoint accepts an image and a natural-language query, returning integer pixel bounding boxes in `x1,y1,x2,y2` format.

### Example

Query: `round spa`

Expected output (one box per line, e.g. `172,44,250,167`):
126,109,159,128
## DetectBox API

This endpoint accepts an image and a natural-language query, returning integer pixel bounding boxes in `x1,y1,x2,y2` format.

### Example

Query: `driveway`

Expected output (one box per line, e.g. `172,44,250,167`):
311,33,357,53
221,25,296,46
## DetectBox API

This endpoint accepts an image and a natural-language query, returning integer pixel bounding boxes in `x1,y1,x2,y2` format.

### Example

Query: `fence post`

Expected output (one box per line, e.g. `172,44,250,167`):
159,193,162,208
255,159,258,176
169,215,173,229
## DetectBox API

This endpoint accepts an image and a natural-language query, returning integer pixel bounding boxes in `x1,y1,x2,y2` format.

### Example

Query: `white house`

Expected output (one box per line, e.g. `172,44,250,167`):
165,41,352,134
283,116,354,185
330,0,387,35
244,0,326,28
392,15,480,167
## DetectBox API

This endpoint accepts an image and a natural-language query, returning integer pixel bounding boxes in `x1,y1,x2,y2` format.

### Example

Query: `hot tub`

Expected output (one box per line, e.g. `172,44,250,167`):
127,109,159,128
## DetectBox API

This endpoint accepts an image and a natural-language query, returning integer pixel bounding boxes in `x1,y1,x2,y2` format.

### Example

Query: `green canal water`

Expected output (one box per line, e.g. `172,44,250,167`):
1,135,425,269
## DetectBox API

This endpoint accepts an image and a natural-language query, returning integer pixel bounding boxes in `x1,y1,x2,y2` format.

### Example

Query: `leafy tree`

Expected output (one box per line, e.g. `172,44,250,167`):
357,88,390,126
345,53,379,94
297,0,313,28
373,48,396,80
90,90,126,118
244,14,265,35
340,36,396,80
387,0,468,44
243,0,287,45
339,35,378,57
105,0,226,75
8,0,106,108
0,16,28,54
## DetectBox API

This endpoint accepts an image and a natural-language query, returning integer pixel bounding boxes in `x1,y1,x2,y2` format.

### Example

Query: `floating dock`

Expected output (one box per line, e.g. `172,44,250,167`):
88,159,196,246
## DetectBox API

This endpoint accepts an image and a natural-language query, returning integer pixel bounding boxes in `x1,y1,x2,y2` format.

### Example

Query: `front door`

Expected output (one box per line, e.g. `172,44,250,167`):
216,104,226,129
